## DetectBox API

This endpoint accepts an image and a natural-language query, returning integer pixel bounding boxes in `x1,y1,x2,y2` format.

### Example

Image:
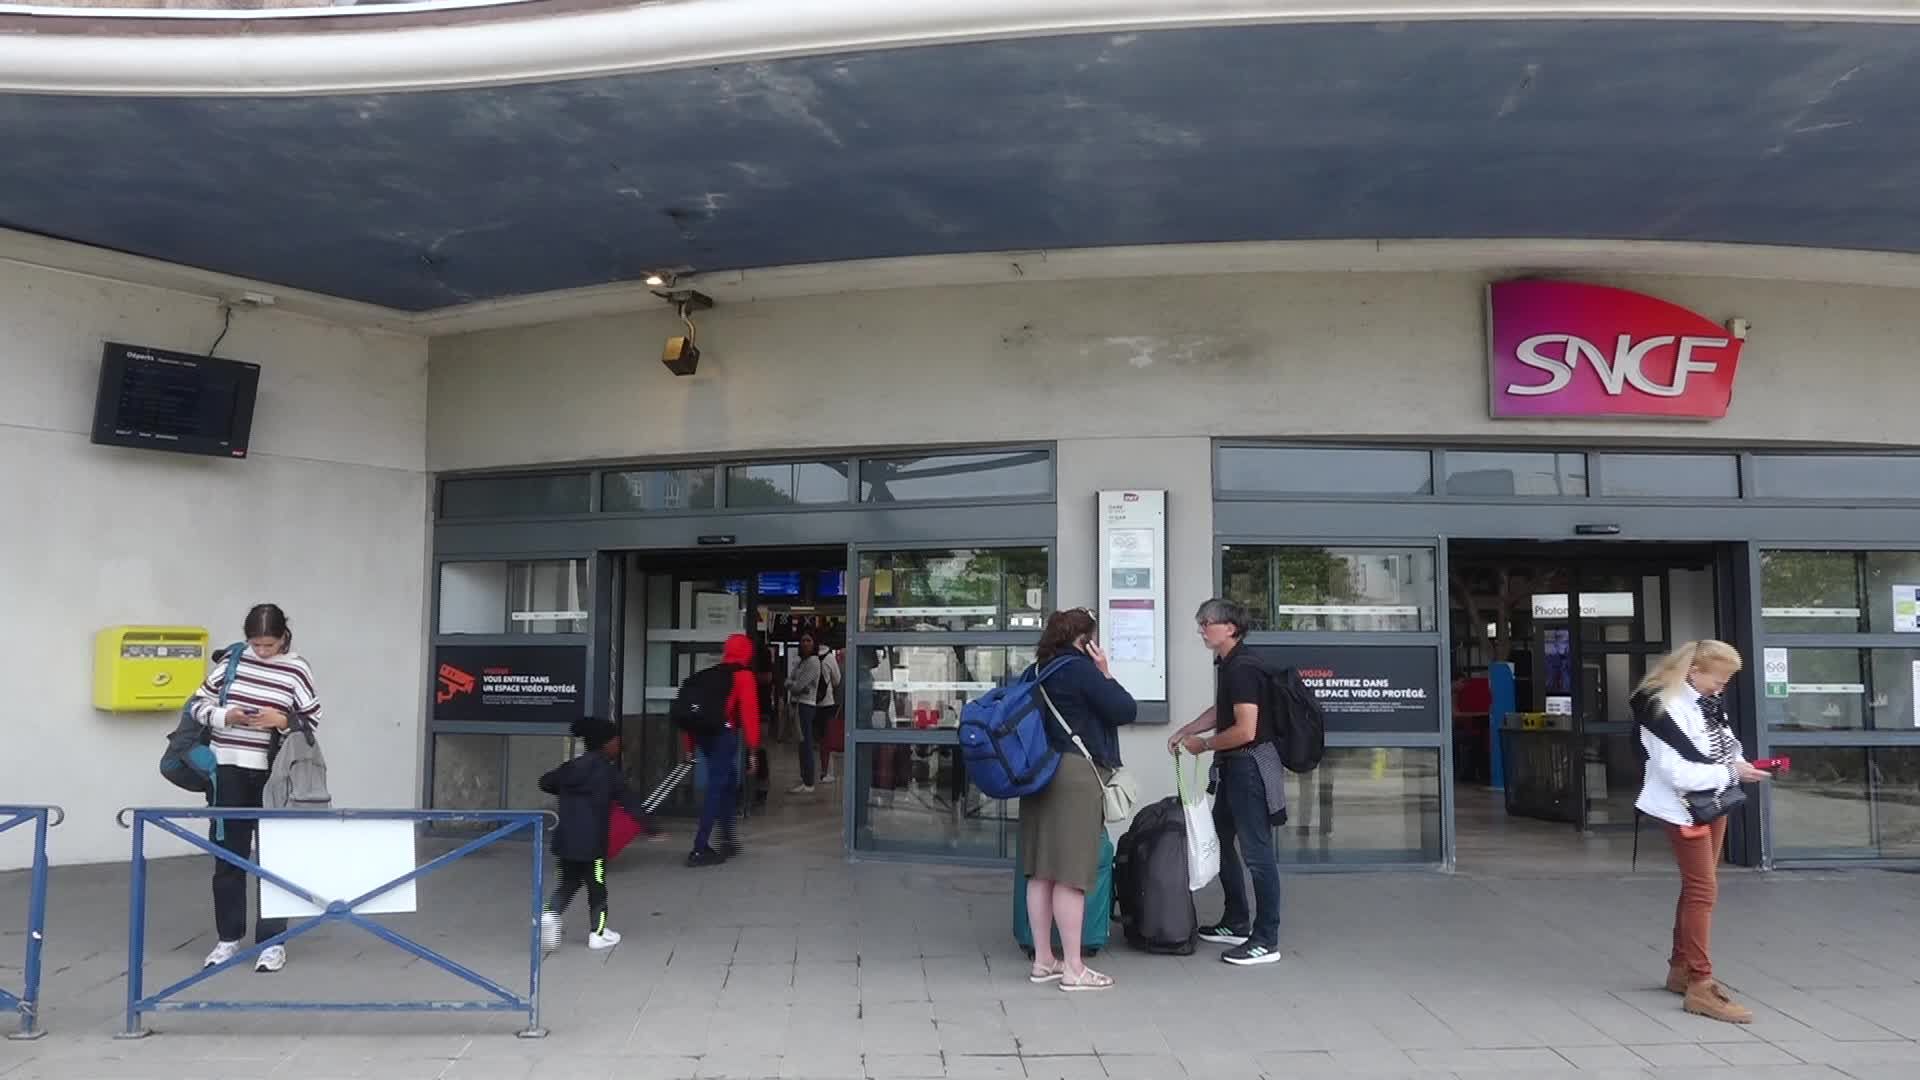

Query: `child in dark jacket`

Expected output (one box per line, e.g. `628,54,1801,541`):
539,716,646,953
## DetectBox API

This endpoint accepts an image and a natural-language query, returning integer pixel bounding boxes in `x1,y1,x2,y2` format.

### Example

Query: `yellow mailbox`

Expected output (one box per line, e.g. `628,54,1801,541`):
94,626,210,712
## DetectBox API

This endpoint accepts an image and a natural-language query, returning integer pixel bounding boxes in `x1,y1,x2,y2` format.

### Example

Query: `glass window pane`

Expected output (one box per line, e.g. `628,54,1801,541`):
505,734,572,811
726,462,849,507
439,562,509,634
860,451,1050,503
440,473,590,519
1751,455,1920,500
1221,546,1436,632
858,547,1049,632
1443,452,1587,497
431,733,502,810
855,645,1036,730
1771,746,1873,860
1762,648,1868,730
1595,454,1740,498
602,467,717,512
1277,748,1441,865
508,560,589,634
1874,747,1920,858
1216,447,1432,496
1761,551,1864,634
853,743,1012,858
1865,552,1920,635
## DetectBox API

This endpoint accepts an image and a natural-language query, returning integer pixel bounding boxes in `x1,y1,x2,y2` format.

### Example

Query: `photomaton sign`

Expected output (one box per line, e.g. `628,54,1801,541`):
1488,280,1744,420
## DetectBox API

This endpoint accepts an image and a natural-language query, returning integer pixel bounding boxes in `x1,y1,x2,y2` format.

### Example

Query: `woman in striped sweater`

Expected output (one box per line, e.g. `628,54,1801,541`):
186,603,325,974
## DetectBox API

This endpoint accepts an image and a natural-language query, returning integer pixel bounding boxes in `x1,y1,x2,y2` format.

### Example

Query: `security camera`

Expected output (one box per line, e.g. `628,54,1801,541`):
663,336,700,376
1726,318,1750,340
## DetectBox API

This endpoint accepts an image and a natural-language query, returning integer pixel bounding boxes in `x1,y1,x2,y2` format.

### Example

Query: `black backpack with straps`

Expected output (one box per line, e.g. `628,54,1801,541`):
1264,663,1327,774
671,662,739,737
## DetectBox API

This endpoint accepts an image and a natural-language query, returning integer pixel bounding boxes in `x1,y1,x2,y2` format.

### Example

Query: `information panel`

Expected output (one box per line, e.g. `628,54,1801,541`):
433,645,586,724
1097,490,1167,703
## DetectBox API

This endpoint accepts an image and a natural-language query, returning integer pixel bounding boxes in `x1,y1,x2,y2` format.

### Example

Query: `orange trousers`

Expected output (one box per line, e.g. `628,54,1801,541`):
1665,817,1728,983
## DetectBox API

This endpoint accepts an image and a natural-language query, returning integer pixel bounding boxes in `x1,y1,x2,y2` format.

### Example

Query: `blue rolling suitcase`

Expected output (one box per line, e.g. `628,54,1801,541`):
1013,829,1115,958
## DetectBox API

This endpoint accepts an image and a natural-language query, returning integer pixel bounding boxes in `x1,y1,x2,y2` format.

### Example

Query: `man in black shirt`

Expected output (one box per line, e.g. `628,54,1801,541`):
1167,597,1282,965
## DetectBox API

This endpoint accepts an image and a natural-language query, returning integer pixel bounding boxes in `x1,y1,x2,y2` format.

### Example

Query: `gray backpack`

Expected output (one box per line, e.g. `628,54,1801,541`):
264,723,332,810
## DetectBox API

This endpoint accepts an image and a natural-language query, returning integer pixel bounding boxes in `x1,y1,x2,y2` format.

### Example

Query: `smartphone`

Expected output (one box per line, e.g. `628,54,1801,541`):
241,706,262,717
1751,756,1792,773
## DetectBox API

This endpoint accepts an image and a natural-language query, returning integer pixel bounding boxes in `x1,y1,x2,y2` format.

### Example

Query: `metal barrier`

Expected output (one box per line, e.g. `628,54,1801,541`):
117,807,552,1039
0,804,62,1041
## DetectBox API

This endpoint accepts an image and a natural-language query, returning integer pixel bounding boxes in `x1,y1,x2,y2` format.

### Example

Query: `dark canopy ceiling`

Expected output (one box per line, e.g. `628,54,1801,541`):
2,18,1913,311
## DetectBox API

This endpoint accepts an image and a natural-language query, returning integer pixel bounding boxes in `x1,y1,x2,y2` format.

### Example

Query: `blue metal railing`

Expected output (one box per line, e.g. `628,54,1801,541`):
117,807,552,1039
0,804,61,1041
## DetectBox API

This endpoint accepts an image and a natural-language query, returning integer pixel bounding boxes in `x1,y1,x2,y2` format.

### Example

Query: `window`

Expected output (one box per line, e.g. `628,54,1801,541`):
439,559,589,635
860,451,1050,502
1762,550,1920,635
1772,746,1920,859
1216,447,1432,496
440,473,591,519
1762,648,1920,731
1443,452,1587,497
1221,546,1436,632
1276,748,1443,865
855,645,1037,730
859,548,1048,632
1595,454,1739,498
1751,455,1920,500
602,467,717,512
853,744,1015,858
725,461,850,507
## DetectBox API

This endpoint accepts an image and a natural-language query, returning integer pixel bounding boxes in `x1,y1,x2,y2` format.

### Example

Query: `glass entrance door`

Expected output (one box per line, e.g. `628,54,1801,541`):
1570,566,1670,831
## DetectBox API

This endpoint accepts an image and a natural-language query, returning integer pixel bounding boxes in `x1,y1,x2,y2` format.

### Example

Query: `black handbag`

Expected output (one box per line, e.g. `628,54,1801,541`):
1683,782,1746,824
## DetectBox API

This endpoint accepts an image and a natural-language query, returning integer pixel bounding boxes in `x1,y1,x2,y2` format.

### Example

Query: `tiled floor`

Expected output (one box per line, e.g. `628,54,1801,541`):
4,802,1920,1079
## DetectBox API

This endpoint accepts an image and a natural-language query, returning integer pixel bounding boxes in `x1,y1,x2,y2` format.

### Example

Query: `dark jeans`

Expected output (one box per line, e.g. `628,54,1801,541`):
211,764,289,946
695,729,740,852
795,703,820,786
548,858,609,934
1212,753,1281,948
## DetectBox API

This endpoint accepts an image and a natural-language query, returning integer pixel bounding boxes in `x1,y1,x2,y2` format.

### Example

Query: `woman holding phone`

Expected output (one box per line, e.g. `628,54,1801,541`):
1634,639,1770,1024
1020,608,1136,992
186,603,325,973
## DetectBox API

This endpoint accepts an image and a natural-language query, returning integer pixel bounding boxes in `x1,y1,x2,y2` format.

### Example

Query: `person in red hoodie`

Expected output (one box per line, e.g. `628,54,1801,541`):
688,633,762,867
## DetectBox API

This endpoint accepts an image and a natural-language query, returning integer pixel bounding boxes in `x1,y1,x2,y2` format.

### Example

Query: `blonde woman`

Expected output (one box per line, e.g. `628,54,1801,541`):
1634,640,1772,1024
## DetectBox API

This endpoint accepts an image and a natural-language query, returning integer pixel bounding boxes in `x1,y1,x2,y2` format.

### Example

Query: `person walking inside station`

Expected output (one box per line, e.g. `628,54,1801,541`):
540,716,649,952
1167,598,1284,967
1634,639,1772,1024
687,632,762,867
188,603,323,974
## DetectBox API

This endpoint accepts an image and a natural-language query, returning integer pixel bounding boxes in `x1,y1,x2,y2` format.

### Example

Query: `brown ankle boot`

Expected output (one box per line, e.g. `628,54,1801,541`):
1684,980,1753,1024
1665,963,1690,995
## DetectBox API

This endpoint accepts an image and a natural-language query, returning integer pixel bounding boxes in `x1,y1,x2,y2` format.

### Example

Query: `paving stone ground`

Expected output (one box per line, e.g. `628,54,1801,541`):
5,810,1920,1079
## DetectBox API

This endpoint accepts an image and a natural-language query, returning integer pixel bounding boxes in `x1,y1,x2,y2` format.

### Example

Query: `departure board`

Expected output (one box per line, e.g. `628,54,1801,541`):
91,342,260,458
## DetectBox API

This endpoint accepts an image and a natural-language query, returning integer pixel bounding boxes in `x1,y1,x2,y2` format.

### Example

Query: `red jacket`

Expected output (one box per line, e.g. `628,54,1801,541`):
685,633,761,753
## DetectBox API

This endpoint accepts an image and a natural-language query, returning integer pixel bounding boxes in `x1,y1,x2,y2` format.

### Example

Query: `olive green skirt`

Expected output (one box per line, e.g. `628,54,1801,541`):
1020,758,1107,893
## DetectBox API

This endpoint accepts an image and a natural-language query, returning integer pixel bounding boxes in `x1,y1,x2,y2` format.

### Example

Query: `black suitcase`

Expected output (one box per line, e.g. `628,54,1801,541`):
1115,797,1199,955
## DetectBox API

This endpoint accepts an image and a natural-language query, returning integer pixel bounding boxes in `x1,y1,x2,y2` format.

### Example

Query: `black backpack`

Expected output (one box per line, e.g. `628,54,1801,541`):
1114,796,1198,955
1266,664,1326,774
671,663,739,737
160,643,245,794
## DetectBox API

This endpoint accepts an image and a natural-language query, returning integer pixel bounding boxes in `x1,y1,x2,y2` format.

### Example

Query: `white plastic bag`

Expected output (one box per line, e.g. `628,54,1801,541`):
1179,753,1220,892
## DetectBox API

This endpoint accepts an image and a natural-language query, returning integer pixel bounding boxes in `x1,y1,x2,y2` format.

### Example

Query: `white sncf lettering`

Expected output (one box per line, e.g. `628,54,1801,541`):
1507,334,1730,397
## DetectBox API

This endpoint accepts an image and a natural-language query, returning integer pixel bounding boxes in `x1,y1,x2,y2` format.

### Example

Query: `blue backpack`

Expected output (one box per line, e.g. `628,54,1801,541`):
160,643,244,796
959,656,1075,800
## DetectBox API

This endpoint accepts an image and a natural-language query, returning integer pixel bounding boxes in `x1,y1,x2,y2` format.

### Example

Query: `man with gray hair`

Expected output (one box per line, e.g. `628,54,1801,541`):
1167,598,1283,966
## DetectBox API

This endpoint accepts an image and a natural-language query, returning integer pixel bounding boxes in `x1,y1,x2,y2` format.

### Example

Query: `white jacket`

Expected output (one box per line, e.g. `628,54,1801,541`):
1635,685,1744,827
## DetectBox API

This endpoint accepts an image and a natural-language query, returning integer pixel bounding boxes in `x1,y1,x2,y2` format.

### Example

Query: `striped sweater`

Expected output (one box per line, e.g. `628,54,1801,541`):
188,648,324,771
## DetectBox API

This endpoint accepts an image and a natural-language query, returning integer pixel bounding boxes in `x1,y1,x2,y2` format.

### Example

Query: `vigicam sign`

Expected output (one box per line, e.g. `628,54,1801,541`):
1488,280,1744,420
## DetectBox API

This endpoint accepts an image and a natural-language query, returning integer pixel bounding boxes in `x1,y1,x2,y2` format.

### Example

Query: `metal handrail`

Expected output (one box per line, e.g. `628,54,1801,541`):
0,804,63,1040
118,807,551,1039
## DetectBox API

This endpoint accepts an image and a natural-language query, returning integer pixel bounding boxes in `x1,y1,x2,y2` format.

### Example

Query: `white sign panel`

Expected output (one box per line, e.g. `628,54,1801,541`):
259,818,419,920
1531,593,1636,620
1913,661,1920,727
1763,647,1790,700
1894,585,1920,633
1098,490,1166,702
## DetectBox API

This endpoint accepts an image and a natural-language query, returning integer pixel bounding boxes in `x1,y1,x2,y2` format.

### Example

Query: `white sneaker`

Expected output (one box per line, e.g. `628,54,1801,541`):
788,783,815,795
820,773,838,784
203,940,242,969
255,945,287,973
588,928,622,951
540,911,562,955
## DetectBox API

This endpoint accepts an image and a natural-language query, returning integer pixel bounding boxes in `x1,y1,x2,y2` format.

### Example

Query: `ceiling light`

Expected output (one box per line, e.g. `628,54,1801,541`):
644,272,667,287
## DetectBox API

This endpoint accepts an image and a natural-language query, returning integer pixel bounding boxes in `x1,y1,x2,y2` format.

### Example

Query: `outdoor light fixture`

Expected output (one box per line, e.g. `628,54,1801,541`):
661,290,714,377
644,272,668,287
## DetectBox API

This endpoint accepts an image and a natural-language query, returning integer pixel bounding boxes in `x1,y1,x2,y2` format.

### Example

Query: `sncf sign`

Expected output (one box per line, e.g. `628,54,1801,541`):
1488,280,1744,420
